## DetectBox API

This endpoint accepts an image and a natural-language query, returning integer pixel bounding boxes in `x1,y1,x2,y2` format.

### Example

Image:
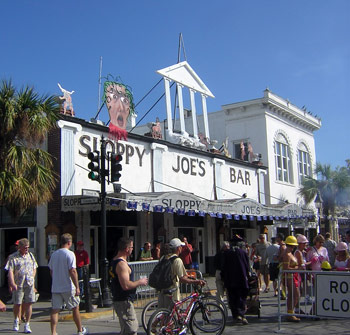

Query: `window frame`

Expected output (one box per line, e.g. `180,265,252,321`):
274,134,293,183
297,144,311,184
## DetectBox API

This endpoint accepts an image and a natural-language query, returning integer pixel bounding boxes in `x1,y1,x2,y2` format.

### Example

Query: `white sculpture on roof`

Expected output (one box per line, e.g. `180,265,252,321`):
58,83,75,115
157,61,215,150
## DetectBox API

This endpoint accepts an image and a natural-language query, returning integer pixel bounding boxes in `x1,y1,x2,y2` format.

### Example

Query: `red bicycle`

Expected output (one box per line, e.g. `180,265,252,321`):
147,284,226,335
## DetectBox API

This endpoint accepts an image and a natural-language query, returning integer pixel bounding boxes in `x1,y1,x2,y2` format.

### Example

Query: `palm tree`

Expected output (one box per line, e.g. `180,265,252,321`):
0,80,60,223
299,162,350,232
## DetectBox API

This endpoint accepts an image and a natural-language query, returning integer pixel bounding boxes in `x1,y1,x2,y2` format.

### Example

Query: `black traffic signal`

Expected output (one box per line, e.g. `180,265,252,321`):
88,151,100,181
110,153,122,182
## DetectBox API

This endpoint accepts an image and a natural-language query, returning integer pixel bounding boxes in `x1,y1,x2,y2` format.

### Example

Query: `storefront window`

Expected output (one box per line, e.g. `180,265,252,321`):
0,206,36,225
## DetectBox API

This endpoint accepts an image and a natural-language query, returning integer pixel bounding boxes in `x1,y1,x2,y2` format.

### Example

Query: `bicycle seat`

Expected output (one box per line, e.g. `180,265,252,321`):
162,287,177,295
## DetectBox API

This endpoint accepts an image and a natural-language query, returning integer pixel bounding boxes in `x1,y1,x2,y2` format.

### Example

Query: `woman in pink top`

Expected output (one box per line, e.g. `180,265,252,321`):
306,234,329,271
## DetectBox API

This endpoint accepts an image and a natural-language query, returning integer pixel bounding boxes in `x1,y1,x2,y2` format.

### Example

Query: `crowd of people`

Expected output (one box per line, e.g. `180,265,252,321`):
2,231,350,333
213,230,350,324
136,237,200,269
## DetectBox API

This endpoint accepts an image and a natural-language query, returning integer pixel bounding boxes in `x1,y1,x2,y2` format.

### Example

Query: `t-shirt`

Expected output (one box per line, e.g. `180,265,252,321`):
266,243,280,264
179,244,193,266
139,249,152,260
48,248,76,293
323,239,337,266
256,242,271,265
75,249,90,268
161,254,187,301
306,246,329,271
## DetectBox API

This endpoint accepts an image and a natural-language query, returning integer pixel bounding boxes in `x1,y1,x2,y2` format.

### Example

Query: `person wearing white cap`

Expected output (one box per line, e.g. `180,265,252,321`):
158,238,205,310
294,235,310,270
334,242,350,270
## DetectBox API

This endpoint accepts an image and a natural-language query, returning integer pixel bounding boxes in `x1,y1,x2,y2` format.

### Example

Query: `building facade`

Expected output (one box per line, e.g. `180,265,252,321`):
0,62,319,288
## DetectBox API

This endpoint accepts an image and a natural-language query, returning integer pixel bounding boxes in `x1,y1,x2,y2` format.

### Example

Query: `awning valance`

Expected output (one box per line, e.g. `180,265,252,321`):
61,191,314,221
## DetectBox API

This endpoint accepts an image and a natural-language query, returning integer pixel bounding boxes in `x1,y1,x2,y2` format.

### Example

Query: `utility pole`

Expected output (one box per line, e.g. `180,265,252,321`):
100,136,113,307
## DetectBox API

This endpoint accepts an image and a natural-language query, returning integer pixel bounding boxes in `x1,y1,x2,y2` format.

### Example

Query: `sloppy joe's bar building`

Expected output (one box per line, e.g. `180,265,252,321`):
43,114,315,278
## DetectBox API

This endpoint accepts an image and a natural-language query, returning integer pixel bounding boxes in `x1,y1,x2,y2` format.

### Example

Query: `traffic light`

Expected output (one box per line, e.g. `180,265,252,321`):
110,153,122,182
88,151,100,181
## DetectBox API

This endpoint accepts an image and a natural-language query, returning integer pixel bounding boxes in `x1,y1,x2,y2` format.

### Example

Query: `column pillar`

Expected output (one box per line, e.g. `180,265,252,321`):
177,83,186,135
164,78,173,135
190,89,198,139
201,93,210,140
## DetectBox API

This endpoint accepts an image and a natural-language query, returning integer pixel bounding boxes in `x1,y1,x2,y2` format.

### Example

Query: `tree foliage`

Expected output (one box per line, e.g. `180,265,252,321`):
299,161,350,218
0,80,60,222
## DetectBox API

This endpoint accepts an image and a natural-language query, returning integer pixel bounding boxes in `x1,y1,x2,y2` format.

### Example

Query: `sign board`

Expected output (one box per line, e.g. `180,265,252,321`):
62,195,124,212
82,189,100,198
80,197,99,205
316,272,350,317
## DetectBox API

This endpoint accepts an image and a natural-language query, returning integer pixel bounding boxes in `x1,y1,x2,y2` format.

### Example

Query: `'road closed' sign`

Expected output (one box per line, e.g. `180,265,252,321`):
316,273,350,317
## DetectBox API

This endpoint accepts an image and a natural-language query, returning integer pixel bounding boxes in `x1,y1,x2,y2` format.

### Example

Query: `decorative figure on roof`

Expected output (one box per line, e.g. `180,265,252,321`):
103,78,135,141
240,141,245,161
220,137,231,158
145,117,162,139
247,142,254,163
198,133,209,150
58,83,74,116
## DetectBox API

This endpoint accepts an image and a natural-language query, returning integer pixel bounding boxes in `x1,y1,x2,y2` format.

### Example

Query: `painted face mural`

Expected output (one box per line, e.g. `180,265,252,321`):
103,80,135,141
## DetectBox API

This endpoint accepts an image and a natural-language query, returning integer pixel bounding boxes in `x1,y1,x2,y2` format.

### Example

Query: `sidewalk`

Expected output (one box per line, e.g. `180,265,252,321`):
2,278,350,334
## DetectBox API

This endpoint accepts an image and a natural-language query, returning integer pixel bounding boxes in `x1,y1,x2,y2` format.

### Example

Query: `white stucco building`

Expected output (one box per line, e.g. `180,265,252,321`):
0,61,320,289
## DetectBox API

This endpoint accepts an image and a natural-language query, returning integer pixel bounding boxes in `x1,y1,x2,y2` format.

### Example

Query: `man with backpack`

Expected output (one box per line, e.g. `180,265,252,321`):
152,238,205,310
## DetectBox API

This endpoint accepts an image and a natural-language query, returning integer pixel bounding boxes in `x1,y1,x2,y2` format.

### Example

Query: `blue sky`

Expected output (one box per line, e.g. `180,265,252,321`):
1,1,349,168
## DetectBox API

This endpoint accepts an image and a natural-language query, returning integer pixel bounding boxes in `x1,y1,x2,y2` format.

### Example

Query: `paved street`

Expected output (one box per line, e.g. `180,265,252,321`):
1,278,350,334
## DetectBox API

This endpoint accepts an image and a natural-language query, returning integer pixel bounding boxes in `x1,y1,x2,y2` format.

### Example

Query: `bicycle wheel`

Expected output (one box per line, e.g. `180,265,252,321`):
142,300,158,331
200,295,228,319
189,302,226,335
147,308,175,335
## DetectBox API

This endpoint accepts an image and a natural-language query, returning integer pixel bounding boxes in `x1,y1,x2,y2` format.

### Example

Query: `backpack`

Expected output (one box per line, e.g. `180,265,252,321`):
148,255,177,290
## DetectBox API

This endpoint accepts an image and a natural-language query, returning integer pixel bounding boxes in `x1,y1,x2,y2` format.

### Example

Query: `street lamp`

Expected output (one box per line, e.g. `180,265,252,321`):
314,193,322,234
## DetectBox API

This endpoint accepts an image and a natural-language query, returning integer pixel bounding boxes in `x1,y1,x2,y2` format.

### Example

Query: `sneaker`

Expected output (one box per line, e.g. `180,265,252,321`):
24,323,32,333
78,326,88,335
13,319,19,331
235,315,243,323
242,317,249,325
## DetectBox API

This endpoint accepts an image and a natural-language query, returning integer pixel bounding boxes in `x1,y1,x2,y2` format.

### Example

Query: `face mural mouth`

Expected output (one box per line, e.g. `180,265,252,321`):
117,114,124,128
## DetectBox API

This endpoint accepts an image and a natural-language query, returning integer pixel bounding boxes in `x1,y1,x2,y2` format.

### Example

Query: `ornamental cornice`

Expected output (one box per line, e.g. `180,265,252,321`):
262,95,321,132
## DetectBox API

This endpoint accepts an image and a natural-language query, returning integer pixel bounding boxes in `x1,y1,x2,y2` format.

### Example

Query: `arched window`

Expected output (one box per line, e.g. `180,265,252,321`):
274,133,292,183
297,143,311,184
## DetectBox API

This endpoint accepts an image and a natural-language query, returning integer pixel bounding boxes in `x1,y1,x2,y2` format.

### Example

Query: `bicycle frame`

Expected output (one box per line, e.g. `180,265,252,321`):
163,291,201,333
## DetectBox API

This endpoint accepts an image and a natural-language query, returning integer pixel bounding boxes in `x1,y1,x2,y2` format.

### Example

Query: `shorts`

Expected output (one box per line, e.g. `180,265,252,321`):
51,291,80,310
259,264,269,276
13,286,35,304
269,263,279,281
253,261,260,271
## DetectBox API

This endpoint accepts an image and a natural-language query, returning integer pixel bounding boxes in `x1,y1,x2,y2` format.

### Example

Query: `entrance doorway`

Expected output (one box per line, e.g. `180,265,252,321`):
97,227,124,263
0,228,28,287
177,228,205,273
